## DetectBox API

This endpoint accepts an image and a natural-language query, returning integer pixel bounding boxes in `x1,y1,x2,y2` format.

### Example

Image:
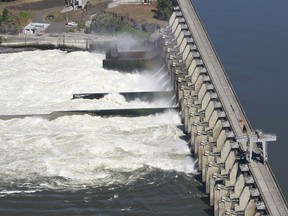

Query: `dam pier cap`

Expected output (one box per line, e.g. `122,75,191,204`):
162,0,288,215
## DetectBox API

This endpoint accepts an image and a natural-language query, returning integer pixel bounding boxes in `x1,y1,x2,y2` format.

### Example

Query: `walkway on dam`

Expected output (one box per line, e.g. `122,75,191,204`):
0,33,115,51
178,0,288,215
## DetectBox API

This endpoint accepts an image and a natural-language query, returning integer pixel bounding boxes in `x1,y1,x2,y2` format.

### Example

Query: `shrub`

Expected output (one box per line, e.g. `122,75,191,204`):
155,0,172,21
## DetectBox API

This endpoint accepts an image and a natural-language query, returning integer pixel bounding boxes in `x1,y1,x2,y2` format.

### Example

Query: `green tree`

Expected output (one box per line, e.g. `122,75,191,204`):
91,13,124,34
2,8,9,22
155,0,172,21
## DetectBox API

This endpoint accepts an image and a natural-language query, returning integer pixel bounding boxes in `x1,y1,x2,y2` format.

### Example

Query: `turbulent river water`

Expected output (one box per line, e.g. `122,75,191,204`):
0,50,211,215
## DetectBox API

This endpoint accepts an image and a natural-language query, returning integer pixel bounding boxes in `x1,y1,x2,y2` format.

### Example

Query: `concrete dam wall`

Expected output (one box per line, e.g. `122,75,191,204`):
162,1,288,215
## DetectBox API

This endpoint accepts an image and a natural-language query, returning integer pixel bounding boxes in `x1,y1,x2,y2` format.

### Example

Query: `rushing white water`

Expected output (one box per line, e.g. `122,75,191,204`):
0,50,172,115
0,50,195,193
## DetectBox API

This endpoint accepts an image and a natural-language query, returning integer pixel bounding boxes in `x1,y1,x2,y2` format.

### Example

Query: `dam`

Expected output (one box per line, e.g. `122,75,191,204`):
162,0,288,215
0,0,287,215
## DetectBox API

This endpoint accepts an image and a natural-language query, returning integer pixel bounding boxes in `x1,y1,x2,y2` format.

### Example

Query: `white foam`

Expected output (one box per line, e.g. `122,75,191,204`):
0,50,195,190
0,190,40,195
0,50,171,115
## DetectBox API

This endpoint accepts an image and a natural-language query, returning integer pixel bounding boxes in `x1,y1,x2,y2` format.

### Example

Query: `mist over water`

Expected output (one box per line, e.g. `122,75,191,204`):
0,50,172,115
0,50,211,215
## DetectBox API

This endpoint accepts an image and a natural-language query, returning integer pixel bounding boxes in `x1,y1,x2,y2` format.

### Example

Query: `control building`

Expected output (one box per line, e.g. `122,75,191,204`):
65,0,88,9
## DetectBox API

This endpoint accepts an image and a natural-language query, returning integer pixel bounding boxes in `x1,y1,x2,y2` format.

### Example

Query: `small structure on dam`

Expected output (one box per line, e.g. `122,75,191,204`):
23,22,50,35
103,37,164,72
161,1,288,215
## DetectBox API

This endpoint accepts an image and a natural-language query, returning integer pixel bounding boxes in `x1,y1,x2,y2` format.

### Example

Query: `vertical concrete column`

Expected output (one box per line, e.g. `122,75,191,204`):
217,189,230,216
187,76,209,135
195,123,209,171
175,30,189,50
187,58,203,78
171,16,183,34
208,110,226,132
201,130,235,188
233,174,245,199
163,17,185,51
166,28,186,65
189,112,201,154
194,74,209,94
197,83,215,104
181,38,194,62
168,11,177,27
214,188,220,215
214,187,228,215
224,162,238,187
175,69,191,103
224,150,236,174
201,93,218,116
179,89,191,123
170,63,186,88
183,96,193,132
201,112,222,181
204,153,219,185
183,96,199,133
174,24,184,43
234,186,251,212
186,103,201,136
202,107,225,157
167,30,191,67
202,127,229,185
190,66,207,86
165,61,176,94
217,140,232,164
244,199,256,216
163,17,183,89
216,130,229,153
179,84,190,107
209,162,238,206
193,86,216,148
179,30,189,53
181,67,208,110
177,62,205,147
190,93,217,161
219,201,233,216
169,30,190,65
205,101,221,123
213,121,229,142
193,91,215,164
233,172,257,215
204,164,219,184
170,52,197,82
209,176,219,206
184,43,198,67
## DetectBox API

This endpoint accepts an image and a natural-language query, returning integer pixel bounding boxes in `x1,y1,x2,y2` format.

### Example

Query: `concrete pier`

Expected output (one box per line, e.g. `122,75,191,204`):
162,1,288,215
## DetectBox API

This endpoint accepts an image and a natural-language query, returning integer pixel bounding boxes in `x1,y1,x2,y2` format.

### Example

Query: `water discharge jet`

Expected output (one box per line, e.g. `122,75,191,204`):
0,107,178,121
